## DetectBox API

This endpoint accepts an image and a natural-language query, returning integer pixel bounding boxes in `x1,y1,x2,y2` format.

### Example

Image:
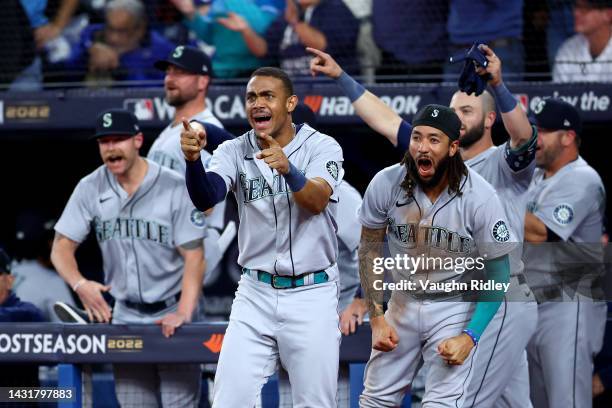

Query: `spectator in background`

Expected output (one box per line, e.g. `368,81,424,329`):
33,0,79,49
170,0,280,78
0,0,35,89
237,0,359,77
372,0,447,82
445,0,524,81
342,0,380,84
11,210,76,323
547,0,576,66
0,248,45,323
9,0,79,91
0,247,45,390
553,0,612,82
64,0,175,85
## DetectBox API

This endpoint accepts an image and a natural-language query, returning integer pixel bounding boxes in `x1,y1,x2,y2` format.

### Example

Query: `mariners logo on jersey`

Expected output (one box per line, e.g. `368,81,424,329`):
492,220,510,242
553,204,574,225
326,161,339,181
190,209,206,227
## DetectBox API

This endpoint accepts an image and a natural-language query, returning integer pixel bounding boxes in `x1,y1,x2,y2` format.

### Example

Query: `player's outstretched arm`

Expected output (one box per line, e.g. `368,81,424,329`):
182,120,228,211
51,233,112,323
477,44,533,149
358,226,399,352
307,47,403,146
190,121,236,153
156,243,205,338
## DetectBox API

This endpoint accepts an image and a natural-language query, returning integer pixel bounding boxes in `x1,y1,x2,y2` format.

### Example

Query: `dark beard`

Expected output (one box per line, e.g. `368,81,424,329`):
406,153,451,189
166,93,187,108
459,118,485,148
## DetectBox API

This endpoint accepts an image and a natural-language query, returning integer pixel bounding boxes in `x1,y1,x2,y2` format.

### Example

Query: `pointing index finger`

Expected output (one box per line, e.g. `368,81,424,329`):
182,118,193,131
306,47,324,57
258,132,279,147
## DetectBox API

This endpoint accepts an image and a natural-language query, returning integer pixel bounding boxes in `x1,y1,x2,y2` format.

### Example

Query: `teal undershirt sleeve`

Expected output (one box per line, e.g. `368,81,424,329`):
466,254,510,339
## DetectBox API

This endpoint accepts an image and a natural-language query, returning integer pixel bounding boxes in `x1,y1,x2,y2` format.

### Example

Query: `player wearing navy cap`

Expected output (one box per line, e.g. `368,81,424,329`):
524,98,607,408
51,108,207,407
149,45,233,318
358,104,514,407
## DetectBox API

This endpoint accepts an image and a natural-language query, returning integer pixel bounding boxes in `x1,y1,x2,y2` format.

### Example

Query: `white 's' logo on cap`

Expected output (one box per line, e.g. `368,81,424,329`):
202,64,208,72
431,109,439,117
173,46,184,59
533,100,546,114
103,113,112,128
563,119,570,127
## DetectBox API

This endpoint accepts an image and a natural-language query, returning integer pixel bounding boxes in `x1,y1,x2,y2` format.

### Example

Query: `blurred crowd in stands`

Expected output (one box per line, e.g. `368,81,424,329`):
0,0,611,89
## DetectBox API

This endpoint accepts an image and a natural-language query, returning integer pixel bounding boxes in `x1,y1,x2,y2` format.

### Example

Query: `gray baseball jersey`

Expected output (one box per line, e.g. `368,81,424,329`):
54,160,207,304
207,123,344,278
524,156,607,408
358,164,513,407
336,180,362,311
524,156,606,290
359,164,514,295
464,132,536,244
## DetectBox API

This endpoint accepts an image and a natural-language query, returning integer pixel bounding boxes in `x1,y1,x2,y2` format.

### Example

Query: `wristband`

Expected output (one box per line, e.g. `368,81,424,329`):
462,328,479,346
336,71,366,102
72,278,87,292
283,162,307,192
491,82,517,113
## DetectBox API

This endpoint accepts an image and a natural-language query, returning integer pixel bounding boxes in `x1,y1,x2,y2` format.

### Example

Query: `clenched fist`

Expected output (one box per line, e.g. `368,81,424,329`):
438,332,475,365
180,119,207,162
370,316,399,352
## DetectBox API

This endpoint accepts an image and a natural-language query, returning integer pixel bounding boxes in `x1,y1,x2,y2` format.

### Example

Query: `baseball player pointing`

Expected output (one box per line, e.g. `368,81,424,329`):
181,67,344,408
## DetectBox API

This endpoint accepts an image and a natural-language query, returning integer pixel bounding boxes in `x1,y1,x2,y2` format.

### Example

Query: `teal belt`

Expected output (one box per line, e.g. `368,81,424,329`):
242,268,329,289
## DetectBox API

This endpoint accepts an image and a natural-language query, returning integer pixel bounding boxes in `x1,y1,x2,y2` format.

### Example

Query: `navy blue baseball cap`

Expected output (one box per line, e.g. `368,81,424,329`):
412,104,462,141
533,98,582,135
93,109,141,139
154,45,212,76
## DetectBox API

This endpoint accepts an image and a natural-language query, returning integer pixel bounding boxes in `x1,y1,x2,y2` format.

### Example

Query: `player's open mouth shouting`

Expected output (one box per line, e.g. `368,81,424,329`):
416,156,434,178
251,110,273,132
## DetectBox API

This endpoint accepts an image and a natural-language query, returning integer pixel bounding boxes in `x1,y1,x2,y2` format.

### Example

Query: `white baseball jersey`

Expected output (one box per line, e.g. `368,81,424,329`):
524,156,606,290
359,164,515,296
207,123,344,278
55,160,207,303
553,34,612,83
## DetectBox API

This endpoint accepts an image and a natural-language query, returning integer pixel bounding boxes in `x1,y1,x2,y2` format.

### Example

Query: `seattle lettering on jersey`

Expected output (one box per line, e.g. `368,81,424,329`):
93,217,171,246
388,218,473,254
239,170,305,203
